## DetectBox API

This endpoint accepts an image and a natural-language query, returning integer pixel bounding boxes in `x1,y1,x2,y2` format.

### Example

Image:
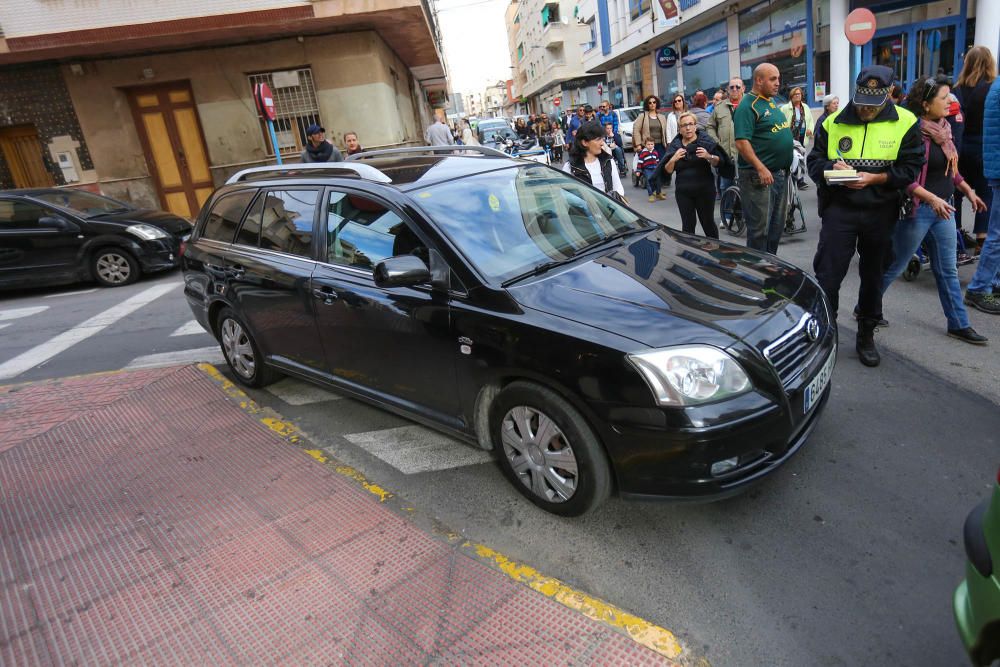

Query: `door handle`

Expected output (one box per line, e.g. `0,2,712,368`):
312,286,338,304
228,264,245,279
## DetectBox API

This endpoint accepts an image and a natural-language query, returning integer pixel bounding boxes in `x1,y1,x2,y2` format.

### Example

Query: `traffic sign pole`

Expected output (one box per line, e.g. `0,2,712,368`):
267,120,283,165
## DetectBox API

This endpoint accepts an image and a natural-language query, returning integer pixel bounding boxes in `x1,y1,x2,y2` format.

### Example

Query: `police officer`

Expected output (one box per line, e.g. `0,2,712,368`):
808,65,925,367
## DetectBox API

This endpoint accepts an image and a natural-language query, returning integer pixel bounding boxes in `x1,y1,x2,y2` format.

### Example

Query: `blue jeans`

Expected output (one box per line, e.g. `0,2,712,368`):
739,167,788,254
966,181,1000,294
881,203,970,330
643,167,658,196
719,175,735,195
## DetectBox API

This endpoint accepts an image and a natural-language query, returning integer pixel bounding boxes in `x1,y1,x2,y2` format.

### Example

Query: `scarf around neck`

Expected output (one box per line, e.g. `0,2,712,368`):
306,140,333,162
920,117,958,175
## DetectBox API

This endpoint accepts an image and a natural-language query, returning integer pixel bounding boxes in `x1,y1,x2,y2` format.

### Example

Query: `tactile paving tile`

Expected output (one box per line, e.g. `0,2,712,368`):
0,365,674,665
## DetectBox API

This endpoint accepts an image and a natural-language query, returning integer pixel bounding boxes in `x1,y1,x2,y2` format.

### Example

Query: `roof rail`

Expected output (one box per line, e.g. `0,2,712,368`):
225,162,392,185
346,146,509,161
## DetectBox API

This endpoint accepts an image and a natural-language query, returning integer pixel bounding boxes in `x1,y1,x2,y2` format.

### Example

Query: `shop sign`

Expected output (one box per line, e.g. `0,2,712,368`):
426,89,449,107
655,0,679,29
657,46,678,69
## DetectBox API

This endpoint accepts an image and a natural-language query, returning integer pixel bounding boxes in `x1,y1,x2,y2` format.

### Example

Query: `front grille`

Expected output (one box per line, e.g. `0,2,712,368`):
764,296,830,387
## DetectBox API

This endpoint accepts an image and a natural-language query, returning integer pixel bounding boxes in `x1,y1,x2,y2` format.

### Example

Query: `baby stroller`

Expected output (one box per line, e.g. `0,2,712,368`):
783,140,808,235
631,152,647,190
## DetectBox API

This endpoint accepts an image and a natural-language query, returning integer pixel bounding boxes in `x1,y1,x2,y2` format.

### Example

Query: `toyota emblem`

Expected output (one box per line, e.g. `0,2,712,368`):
805,316,820,342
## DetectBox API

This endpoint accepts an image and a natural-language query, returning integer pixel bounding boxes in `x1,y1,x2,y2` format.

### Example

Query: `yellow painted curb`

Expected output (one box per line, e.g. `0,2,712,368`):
195,363,703,665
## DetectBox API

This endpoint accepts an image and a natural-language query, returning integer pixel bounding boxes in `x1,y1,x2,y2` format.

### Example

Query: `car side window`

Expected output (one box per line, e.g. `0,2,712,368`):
0,200,46,229
325,191,426,269
259,190,318,258
201,192,254,243
235,193,264,248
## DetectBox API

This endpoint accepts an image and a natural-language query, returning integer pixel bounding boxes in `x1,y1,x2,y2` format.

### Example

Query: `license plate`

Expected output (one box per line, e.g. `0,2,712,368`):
803,349,835,413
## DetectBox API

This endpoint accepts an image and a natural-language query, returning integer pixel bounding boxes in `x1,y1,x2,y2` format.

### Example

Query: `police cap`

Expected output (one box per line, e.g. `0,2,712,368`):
853,65,893,107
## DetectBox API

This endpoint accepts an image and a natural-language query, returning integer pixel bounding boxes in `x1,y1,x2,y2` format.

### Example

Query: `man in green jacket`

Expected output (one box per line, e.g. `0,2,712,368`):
707,76,745,193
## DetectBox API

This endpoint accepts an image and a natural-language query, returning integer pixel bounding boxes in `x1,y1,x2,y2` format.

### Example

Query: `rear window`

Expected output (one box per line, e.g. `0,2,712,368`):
200,191,254,243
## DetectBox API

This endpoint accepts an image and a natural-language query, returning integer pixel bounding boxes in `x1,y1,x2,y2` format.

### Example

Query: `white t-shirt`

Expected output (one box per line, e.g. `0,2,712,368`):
562,156,625,197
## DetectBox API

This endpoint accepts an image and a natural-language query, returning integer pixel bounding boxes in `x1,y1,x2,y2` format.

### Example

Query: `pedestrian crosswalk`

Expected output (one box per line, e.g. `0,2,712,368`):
0,280,491,476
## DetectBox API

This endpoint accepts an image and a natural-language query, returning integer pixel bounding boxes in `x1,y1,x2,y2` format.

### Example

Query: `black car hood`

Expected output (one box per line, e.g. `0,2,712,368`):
507,229,806,348
87,208,192,234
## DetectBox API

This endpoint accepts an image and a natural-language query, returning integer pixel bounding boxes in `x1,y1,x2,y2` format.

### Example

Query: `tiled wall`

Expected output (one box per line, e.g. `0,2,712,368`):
0,64,94,189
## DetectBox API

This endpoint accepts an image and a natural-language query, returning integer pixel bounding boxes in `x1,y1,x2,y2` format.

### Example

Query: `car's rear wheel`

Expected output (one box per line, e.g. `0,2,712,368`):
490,381,611,516
93,248,140,287
216,308,280,388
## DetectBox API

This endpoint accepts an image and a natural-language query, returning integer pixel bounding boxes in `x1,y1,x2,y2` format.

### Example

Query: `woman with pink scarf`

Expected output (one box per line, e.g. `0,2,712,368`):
880,76,990,345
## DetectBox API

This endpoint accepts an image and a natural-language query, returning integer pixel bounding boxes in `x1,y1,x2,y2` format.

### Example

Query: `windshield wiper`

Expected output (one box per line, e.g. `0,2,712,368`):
501,252,579,287
589,226,653,249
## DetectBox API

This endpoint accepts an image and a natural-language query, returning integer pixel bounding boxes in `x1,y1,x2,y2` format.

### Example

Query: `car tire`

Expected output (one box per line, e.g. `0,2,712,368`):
215,307,281,388
92,247,140,287
490,381,611,516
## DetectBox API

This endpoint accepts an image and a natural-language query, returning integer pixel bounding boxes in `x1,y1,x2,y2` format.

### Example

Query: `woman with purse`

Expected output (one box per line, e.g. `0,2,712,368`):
562,121,625,200
662,111,727,238
633,95,669,199
880,76,989,345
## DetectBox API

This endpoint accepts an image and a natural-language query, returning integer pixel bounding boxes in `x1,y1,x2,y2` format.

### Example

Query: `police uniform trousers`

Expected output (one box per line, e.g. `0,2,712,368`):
812,200,897,320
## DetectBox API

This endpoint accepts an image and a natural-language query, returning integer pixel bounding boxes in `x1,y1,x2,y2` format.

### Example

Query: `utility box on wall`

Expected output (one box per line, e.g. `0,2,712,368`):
56,151,79,182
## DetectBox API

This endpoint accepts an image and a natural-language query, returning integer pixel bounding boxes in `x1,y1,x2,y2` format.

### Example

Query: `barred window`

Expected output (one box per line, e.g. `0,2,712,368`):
248,69,322,157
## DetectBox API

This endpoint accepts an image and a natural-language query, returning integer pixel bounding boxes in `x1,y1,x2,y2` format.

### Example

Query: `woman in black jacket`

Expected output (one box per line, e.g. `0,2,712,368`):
562,120,625,198
661,111,728,238
954,46,996,251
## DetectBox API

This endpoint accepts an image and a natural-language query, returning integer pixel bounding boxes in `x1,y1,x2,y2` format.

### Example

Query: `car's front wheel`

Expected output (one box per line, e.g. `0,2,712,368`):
490,381,611,516
216,308,280,388
92,248,140,287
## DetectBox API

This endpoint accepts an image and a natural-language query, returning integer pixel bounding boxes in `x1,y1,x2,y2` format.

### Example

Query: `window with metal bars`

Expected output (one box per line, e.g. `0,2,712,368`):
247,69,322,156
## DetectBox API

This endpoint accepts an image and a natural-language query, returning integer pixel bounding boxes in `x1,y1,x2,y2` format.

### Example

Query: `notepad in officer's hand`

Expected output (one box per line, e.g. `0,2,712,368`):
824,169,860,183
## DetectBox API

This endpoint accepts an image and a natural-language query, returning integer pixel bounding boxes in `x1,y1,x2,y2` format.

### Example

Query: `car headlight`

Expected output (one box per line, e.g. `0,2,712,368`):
628,345,752,406
125,223,170,240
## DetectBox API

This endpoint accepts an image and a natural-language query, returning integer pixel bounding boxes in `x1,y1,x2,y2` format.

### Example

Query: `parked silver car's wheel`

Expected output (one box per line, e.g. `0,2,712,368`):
93,248,139,286
490,381,611,516
215,308,280,388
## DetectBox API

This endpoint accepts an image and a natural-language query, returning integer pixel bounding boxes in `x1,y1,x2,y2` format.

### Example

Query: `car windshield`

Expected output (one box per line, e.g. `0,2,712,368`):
618,109,642,122
481,127,519,144
416,165,654,284
34,191,132,217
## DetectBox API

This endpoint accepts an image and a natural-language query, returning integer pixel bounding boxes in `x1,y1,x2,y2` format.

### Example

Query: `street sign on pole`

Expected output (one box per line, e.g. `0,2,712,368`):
253,83,282,165
553,97,561,107
845,8,877,46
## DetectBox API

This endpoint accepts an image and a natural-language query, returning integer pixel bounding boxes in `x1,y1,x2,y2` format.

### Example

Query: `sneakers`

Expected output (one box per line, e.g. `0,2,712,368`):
964,291,1000,314
656,192,667,200
947,327,989,345
957,251,976,266
852,306,889,327
797,179,810,190
648,195,656,202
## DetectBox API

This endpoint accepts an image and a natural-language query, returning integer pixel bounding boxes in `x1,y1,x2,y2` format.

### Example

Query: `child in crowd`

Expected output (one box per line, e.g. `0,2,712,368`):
637,139,661,202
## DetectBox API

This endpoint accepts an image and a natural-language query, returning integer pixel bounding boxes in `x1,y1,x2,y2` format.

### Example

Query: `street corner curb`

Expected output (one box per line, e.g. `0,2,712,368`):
0,367,126,392
194,362,708,666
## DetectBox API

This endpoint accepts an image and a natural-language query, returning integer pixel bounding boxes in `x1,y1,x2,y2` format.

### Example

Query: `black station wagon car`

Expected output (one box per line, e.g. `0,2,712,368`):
0,189,192,289
182,148,837,516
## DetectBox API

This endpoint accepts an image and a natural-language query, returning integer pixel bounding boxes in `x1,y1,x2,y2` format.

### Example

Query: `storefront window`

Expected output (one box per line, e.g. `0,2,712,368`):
658,59,680,102
739,0,808,102
608,61,645,108
680,21,729,98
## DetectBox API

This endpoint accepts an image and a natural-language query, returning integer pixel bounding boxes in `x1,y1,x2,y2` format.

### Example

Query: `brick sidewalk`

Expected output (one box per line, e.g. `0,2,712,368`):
0,365,689,665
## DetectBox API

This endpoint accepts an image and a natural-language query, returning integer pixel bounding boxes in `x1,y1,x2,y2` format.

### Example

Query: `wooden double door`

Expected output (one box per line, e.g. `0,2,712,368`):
127,82,213,219
0,125,55,188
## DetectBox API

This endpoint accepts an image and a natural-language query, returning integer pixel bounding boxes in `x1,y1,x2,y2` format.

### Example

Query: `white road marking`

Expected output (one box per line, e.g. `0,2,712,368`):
125,346,225,370
170,320,208,337
0,283,179,380
0,306,48,321
0,324,8,331
343,425,491,474
42,288,98,299
265,377,343,405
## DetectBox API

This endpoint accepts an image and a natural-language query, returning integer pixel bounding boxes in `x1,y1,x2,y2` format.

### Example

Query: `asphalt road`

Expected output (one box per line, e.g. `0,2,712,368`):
1,180,997,666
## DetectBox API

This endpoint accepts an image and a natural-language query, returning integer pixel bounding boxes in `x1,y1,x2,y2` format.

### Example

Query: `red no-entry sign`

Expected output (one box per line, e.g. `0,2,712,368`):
845,8,877,47
253,83,277,121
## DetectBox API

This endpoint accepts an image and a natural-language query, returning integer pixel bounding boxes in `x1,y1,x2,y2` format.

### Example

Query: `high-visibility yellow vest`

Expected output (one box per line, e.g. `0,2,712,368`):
823,106,918,168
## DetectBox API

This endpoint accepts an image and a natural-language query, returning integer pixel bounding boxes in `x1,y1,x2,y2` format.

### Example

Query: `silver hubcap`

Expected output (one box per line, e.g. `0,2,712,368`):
501,405,578,503
220,318,255,379
96,253,131,284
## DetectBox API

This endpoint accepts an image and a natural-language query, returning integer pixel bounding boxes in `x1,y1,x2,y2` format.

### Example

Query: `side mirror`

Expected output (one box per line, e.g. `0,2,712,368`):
38,216,78,232
373,255,431,288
